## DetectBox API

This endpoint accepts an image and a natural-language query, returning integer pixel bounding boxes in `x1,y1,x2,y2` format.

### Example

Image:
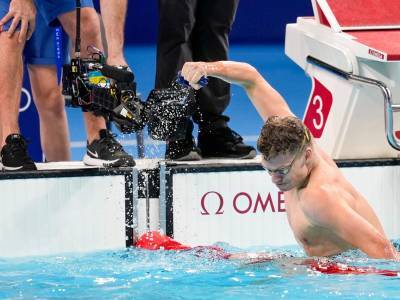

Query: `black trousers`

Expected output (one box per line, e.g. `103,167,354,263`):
156,0,240,135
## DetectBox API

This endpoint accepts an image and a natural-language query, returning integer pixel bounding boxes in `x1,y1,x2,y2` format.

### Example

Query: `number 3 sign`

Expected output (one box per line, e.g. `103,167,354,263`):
303,78,333,138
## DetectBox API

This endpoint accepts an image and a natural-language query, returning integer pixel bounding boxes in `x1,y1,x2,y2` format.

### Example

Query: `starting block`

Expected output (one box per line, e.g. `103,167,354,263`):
285,0,400,159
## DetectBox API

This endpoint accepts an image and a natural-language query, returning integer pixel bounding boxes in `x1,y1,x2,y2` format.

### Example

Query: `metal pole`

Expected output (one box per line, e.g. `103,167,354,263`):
75,0,81,57
307,56,400,151
136,130,145,158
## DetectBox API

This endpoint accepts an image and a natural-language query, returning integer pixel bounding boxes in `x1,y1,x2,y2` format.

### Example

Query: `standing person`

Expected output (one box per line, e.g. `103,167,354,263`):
28,0,135,167
180,61,399,259
0,0,37,171
25,12,71,162
156,0,256,161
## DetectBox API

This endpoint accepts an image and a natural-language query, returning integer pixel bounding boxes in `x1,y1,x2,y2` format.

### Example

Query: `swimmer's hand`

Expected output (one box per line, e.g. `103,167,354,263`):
176,71,208,88
0,0,36,42
181,62,210,90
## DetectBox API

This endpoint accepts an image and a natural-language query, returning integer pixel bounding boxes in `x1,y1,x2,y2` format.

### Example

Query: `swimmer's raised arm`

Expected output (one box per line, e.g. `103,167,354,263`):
181,61,293,121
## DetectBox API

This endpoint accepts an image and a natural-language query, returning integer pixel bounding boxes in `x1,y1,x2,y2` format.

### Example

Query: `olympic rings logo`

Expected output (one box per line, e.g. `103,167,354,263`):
19,88,32,113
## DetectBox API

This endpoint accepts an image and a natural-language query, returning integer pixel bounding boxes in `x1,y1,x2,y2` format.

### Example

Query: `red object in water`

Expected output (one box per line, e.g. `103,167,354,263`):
136,231,191,251
135,231,231,259
309,260,399,277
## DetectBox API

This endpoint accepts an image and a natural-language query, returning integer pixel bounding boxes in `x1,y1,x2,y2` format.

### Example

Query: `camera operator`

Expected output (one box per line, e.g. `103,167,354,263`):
28,0,135,167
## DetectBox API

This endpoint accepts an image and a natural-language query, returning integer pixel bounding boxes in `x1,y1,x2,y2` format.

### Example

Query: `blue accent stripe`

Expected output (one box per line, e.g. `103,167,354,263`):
54,27,63,84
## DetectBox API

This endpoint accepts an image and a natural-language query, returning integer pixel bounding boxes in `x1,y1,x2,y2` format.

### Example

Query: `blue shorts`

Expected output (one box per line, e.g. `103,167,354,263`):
0,0,93,65
36,0,94,27
24,13,69,65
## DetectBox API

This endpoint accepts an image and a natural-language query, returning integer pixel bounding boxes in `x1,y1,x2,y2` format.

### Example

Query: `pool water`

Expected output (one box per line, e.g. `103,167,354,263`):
0,243,399,300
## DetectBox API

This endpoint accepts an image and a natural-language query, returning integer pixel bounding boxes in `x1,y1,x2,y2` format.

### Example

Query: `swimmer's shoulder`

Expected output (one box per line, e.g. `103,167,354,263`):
313,142,337,169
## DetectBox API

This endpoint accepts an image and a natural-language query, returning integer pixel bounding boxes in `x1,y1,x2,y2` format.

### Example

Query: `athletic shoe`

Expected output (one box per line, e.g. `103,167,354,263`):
198,126,256,159
165,137,202,161
0,134,37,171
83,129,135,167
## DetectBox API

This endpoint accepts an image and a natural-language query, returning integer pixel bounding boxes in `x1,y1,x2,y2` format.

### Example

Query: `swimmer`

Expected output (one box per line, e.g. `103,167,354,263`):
180,61,400,260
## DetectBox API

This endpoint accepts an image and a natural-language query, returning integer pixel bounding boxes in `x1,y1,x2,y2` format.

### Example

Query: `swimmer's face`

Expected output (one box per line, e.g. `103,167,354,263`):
261,149,309,191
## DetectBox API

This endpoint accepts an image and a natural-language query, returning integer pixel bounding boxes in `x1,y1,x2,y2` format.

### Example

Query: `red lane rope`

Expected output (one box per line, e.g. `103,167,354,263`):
308,260,399,276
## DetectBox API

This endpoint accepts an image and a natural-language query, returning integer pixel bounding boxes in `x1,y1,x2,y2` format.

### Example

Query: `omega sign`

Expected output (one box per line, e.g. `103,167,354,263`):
200,191,286,215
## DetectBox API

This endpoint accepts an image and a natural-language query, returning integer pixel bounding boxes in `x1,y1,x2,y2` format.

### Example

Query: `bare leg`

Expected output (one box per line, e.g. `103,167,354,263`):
0,32,24,148
58,7,106,143
28,65,70,161
99,0,128,66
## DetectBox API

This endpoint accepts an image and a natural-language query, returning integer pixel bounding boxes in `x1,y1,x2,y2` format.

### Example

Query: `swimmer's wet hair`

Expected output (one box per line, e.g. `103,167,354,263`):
257,116,311,160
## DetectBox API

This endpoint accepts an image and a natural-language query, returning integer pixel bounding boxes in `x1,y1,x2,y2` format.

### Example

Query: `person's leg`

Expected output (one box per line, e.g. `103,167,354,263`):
57,7,107,144
58,7,135,167
191,0,239,125
37,0,135,167
28,65,71,161
0,32,23,147
155,0,197,89
192,0,256,159
24,9,71,162
0,1,36,171
156,0,201,160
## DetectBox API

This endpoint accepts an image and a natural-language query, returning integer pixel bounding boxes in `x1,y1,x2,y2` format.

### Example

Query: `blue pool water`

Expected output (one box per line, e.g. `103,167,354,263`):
1,243,399,299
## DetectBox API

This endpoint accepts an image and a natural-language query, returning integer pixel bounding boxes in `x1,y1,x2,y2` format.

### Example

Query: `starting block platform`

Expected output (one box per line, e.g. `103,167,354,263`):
1,157,399,257
286,0,400,159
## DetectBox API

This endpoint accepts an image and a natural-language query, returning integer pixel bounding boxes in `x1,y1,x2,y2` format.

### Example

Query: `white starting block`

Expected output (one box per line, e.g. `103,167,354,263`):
285,0,400,159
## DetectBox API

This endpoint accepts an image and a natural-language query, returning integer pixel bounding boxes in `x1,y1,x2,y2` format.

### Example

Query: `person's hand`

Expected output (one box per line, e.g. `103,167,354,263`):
181,62,208,90
0,0,36,42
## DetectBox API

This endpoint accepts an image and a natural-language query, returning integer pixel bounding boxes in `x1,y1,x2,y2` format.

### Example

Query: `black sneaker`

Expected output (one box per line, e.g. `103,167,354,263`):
165,137,202,161
83,129,135,167
198,127,256,159
0,134,37,171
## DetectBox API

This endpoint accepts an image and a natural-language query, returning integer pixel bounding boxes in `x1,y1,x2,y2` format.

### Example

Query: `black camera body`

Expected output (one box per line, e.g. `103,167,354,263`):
62,56,197,140
62,55,147,134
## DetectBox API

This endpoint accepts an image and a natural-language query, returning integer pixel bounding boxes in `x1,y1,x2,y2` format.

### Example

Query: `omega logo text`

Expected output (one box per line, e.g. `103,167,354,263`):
200,191,285,215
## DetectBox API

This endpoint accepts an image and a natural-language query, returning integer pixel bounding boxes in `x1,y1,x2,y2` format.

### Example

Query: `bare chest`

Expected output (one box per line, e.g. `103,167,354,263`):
285,194,351,256
285,197,314,243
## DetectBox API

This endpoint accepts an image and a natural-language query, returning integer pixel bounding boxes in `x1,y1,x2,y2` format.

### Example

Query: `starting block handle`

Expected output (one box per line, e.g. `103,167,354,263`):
307,56,400,151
